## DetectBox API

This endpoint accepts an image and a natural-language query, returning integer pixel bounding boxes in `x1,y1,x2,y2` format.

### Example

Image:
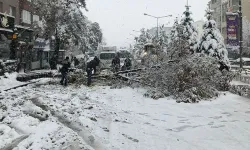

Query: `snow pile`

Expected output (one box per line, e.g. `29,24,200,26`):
14,121,93,150
0,81,96,150
0,60,17,76
0,124,20,148
0,73,24,91
1,79,250,149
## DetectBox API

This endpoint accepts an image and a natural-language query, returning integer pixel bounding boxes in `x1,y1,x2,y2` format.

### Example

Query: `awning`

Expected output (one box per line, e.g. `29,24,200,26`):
0,28,13,33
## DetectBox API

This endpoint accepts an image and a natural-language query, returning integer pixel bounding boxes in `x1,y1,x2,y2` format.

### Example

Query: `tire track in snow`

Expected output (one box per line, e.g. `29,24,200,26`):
29,94,108,150
0,135,29,150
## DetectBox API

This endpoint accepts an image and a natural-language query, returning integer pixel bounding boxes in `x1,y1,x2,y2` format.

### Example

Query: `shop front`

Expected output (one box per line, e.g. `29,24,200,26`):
0,13,15,60
32,38,50,70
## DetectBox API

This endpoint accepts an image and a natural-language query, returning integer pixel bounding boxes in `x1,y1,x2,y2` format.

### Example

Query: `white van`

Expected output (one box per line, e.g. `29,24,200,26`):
99,51,116,69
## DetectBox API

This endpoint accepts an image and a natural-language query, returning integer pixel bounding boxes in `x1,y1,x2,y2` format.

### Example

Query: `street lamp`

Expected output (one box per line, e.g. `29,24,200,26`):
143,13,172,37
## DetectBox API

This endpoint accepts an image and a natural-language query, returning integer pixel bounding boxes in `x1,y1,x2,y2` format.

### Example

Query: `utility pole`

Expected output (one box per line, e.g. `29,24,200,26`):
239,0,243,68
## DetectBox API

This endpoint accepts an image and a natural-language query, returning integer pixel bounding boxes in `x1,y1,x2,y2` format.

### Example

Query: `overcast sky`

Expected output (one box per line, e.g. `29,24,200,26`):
85,0,209,47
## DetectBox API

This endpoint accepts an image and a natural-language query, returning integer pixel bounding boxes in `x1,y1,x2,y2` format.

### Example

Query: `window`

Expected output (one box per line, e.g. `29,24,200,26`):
22,10,31,24
100,53,115,60
33,15,40,23
9,6,16,17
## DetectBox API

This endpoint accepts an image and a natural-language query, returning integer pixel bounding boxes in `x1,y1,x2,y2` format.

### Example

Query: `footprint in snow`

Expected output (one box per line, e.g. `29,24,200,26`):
122,134,139,143
210,116,222,119
207,122,214,125
211,125,225,128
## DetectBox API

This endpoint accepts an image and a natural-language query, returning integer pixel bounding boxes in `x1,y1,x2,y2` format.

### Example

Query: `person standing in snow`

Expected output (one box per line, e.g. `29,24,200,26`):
112,55,120,72
74,57,79,67
60,57,71,86
86,59,98,86
124,56,132,70
93,56,100,74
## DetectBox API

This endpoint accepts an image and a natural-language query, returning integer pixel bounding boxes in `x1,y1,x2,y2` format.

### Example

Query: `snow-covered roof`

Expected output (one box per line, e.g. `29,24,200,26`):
15,25,33,31
0,28,13,33
0,12,15,18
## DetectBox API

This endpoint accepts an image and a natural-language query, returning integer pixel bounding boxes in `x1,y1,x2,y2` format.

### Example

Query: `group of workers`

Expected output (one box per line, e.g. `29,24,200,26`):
59,55,132,86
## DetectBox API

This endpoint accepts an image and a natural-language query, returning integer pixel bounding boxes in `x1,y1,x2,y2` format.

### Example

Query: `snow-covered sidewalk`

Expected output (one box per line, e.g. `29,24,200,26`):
1,80,250,150
0,73,25,91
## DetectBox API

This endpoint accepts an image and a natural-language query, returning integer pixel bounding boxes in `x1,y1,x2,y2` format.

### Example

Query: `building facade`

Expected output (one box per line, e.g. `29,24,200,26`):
209,0,250,45
0,0,20,24
0,0,49,71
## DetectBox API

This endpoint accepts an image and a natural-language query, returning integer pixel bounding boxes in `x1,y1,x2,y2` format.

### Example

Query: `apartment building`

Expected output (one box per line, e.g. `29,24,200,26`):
0,0,19,23
209,0,250,45
0,0,39,39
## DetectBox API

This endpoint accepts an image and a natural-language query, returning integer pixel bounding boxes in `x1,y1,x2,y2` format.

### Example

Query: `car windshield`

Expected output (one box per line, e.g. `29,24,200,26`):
100,53,115,60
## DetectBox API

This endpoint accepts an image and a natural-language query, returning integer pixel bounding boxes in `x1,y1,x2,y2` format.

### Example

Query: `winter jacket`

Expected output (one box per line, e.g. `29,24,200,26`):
124,58,132,67
112,57,120,67
94,57,100,66
86,60,97,72
61,59,71,73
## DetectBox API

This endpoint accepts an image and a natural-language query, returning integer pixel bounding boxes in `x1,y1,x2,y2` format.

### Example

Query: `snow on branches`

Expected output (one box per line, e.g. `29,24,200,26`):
198,8,230,69
138,7,233,103
32,0,102,54
180,5,199,53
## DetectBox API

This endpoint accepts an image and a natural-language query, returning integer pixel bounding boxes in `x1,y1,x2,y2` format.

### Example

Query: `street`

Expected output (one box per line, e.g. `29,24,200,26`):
1,79,250,150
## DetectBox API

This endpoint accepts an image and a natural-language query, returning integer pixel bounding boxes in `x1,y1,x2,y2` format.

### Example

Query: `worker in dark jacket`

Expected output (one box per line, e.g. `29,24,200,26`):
93,56,100,74
124,56,132,70
60,57,71,86
86,59,98,86
112,55,120,72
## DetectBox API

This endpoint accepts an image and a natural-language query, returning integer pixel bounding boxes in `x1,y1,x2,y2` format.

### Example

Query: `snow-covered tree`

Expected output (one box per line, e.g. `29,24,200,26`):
169,18,180,44
32,0,102,69
167,18,190,60
180,5,198,53
152,25,169,53
198,9,230,68
89,22,103,52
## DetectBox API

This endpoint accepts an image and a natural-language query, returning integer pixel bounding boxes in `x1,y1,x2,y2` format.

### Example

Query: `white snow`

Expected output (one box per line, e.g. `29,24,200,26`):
1,80,250,150
0,73,24,91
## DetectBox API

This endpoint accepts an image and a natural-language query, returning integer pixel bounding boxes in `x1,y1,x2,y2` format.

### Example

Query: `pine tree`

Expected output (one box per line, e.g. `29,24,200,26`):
198,9,230,68
168,17,190,59
169,18,180,45
180,4,198,54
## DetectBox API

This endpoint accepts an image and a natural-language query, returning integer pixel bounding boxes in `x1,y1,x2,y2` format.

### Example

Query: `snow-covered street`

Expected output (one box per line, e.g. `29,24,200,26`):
1,79,250,150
